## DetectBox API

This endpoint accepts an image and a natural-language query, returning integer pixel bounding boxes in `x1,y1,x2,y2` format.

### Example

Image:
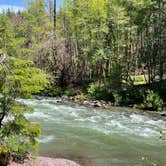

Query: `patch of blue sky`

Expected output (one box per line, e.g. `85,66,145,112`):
0,5,25,13
0,0,61,13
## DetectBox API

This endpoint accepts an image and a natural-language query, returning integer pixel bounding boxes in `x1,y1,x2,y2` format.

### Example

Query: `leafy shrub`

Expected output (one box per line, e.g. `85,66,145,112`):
88,82,101,97
64,88,76,96
150,80,166,102
87,82,114,101
105,63,123,90
0,57,48,165
130,75,146,85
112,91,122,105
49,86,62,96
140,90,164,111
75,93,88,100
42,85,62,96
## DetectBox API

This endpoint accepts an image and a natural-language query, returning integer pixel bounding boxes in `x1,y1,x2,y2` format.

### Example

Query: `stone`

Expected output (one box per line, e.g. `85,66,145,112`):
9,157,81,166
94,102,102,107
160,112,166,117
83,101,89,105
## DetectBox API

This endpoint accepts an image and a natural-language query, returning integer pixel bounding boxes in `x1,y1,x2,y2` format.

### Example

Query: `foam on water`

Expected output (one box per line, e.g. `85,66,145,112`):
22,98,166,139
130,113,147,123
21,98,166,166
25,111,50,119
38,135,55,143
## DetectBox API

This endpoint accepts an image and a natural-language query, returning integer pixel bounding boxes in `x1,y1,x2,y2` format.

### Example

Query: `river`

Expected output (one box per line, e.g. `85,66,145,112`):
20,98,166,166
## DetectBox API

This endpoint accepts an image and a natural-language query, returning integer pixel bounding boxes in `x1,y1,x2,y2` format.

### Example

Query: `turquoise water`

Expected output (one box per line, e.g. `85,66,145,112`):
21,98,166,166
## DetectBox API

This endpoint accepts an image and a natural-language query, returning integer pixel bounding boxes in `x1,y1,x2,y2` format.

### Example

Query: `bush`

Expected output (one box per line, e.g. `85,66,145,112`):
50,86,62,96
112,91,122,105
140,90,164,111
43,85,62,96
87,82,114,101
150,80,166,102
88,82,101,97
75,93,88,100
105,63,123,90
64,88,76,96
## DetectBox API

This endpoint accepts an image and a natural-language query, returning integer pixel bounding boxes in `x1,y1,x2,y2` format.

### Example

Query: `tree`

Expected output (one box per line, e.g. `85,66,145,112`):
0,53,48,166
0,15,17,56
0,8,48,165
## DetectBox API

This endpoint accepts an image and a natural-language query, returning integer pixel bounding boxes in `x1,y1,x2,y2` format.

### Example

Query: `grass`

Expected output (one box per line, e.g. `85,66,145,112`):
130,75,147,85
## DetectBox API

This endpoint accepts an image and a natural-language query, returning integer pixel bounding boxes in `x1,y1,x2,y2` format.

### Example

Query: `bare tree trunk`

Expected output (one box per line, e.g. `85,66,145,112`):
53,0,56,35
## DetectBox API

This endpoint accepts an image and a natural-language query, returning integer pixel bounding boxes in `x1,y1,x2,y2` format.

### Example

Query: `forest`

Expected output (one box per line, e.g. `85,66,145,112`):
0,0,166,165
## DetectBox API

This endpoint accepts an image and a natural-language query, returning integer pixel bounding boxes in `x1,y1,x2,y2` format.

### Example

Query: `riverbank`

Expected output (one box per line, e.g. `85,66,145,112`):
9,157,82,166
39,80,166,113
35,95,166,119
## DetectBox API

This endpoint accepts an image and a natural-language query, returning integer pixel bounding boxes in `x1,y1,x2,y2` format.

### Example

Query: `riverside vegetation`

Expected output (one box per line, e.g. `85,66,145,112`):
0,0,165,165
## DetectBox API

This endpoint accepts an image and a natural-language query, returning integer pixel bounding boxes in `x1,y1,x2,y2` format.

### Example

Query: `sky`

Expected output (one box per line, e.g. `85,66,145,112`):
0,0,61,13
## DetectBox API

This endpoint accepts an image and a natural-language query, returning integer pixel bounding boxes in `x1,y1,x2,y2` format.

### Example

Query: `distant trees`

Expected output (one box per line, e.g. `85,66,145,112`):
3,0,164,88
56,0,165,86
2,0,164,88
0,0,165,89
136,0,166,83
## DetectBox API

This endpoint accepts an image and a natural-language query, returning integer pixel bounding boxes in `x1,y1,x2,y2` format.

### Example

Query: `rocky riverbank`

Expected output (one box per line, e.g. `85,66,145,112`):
35,95,166,119
9,157,81,166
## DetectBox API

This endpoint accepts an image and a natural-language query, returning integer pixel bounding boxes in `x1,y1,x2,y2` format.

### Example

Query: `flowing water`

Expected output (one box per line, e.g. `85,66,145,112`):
20,98,166,166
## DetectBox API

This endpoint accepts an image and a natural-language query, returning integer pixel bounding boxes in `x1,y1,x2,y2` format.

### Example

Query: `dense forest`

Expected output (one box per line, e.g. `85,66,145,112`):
0,0,165,106
0,0,165,165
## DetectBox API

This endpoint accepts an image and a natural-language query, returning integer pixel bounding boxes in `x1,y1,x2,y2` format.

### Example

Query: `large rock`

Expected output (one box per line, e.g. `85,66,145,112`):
94,101,102,107
160,111,166,117
9,157,81,166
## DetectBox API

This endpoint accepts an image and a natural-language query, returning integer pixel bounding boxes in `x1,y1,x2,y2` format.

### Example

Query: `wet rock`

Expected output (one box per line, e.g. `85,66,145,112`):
102,104,107,109
160,112,166,117
94,102,102,107
83,100,90,105
61,95,68,100
133,104,137,109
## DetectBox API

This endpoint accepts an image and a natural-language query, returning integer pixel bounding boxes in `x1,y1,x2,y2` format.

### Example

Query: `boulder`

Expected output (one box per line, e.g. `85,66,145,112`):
94,102,102,107
160,112,166,117
9,157,81,166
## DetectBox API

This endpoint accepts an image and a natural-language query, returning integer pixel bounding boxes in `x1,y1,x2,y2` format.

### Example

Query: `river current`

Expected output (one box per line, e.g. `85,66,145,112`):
20,98,166,166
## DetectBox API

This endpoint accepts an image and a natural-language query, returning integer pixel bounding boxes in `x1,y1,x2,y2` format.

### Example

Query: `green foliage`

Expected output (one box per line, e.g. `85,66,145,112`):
140,90,164,111
43,85,62,97
0,55,48,164
0,57,48,98
87,82,113,101
149,81,166,102
130,75,147,85
112,91,122,105
105,62,123,90
0,15,16,55
88,82,102,97
64,88,76,97
141,156,159,166
75,93,88,100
